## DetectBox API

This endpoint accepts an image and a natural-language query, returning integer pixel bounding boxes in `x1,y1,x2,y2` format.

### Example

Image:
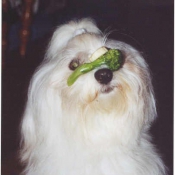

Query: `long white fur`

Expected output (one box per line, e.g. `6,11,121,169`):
20,18,166,175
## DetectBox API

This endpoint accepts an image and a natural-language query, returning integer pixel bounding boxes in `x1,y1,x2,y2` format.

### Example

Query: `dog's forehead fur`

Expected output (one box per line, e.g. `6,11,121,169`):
67,33,104,55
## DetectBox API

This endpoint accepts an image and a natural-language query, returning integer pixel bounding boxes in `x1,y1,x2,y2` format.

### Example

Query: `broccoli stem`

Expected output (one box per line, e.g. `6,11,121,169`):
67,49,123,86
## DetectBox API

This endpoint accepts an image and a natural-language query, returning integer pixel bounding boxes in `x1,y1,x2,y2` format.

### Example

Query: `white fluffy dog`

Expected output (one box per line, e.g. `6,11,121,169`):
20,18,166,175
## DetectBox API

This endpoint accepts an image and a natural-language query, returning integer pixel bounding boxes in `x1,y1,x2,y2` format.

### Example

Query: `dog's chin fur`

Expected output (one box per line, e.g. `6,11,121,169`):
20,18,166,175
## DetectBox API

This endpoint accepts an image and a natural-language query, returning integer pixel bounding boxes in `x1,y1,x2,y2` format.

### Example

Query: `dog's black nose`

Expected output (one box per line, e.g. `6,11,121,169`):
94,68,113,84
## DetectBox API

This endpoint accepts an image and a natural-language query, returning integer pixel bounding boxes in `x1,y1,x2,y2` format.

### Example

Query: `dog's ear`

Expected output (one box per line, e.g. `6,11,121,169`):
45,18,101,59
20,105,37,162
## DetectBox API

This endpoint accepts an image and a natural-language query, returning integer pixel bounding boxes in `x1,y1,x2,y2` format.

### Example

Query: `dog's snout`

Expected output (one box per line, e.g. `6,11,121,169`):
94,68,113,85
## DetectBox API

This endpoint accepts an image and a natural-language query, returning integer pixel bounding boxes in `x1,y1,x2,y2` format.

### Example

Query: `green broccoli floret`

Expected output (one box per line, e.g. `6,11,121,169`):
67,49,123,86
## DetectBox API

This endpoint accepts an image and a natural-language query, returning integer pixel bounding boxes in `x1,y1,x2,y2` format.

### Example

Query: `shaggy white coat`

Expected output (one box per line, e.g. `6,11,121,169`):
20,18,166,175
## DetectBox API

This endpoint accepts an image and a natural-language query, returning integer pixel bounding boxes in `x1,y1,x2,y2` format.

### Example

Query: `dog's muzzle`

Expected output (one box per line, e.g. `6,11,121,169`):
94,68,113,85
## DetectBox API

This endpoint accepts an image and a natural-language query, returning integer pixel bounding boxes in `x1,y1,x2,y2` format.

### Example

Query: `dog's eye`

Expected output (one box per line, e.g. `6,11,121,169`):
69,59,80,70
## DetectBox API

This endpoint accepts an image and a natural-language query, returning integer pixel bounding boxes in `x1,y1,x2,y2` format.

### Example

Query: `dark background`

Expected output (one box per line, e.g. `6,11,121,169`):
2,0,173,174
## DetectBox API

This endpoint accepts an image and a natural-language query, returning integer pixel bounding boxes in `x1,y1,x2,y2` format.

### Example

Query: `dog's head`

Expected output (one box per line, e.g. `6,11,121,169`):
21,19,157,149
